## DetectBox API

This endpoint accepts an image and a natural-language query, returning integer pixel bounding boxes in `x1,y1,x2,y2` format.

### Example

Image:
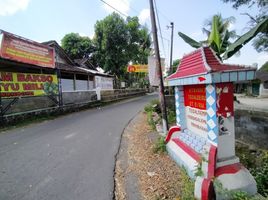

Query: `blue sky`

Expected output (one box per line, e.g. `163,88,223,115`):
0,0,267,68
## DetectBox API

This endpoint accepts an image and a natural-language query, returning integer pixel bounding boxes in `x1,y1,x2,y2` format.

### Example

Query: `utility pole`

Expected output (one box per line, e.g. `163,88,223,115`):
149,0,169,133
169,22,174,75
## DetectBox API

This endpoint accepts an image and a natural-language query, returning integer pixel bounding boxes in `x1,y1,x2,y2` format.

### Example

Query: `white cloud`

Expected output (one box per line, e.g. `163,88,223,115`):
79,32,87,37
138,8,150,24
0,0,31,16
102,0,130,16
257,53,268,68
229,23,235,30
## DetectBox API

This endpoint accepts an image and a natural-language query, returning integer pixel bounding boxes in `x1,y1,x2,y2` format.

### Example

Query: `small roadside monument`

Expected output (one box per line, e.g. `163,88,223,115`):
165,47,257,199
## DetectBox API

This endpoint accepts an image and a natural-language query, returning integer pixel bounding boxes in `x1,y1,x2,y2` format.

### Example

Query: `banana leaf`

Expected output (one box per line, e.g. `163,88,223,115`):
208,15,221,53
223,17,268,60
178,32,202,49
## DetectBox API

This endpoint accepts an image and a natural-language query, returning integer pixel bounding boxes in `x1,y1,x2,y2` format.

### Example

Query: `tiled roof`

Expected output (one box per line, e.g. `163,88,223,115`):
167,47,255,80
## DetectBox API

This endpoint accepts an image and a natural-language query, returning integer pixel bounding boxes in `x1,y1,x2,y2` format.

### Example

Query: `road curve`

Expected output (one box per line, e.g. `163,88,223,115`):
0,94,157,200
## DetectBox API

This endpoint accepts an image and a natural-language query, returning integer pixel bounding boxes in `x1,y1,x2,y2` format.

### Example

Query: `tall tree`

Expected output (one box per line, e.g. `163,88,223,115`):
93,13,151,80
221,0,268,52
61,33,95,59
94,13,129,79
126,16,151,64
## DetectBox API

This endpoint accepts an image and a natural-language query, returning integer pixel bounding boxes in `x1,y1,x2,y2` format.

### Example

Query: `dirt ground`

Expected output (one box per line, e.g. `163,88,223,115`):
114,111,186,200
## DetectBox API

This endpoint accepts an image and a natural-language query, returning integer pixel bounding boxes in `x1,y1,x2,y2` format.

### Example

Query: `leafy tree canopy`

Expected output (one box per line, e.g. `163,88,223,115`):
61,33,95,60
93,12,151,79
221,0,267,9
168,59,180,75
221,0,268,52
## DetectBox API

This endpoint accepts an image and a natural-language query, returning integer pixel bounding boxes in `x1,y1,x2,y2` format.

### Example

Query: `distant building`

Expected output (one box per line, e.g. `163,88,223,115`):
256,62,268,98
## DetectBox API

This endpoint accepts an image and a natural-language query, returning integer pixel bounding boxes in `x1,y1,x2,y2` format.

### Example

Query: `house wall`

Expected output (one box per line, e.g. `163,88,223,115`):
62,91,97,105
1,96,57,115
259,82,268,98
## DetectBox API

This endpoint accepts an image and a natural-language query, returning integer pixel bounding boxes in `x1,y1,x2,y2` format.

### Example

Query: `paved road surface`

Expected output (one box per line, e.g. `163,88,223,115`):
0,94,156,200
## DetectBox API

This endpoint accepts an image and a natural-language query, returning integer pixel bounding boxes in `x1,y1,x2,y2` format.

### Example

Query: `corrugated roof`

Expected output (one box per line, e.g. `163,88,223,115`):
57,63,93,75
167,47,255,80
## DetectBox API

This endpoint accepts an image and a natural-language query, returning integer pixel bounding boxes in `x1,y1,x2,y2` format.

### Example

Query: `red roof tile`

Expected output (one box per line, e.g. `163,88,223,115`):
167,47,254,80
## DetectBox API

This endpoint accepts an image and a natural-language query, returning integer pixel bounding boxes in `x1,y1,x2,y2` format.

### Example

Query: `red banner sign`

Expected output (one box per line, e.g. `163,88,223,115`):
0,32,55,68
184,85,206,110
127,65,148,73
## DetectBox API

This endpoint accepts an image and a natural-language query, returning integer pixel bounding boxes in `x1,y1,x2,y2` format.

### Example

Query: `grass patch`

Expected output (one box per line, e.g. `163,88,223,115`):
153,137,166,154
179,167,195,200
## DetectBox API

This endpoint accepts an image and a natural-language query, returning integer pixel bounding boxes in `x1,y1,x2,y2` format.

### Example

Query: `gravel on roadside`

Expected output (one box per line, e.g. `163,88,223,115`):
114,111,187,200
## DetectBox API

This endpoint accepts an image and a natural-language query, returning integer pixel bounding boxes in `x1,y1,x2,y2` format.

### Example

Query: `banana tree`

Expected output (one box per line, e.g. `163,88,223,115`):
178,14,268,60
179,14,236,60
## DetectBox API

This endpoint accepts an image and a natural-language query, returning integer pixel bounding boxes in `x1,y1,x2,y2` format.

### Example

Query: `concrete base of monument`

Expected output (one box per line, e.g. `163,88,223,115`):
215,163,257,199
166,138,199,179
216,156,240,168
194,163,257,200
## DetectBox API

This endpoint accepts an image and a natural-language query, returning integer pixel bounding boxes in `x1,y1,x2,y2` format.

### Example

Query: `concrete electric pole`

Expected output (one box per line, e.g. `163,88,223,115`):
149,0,169,133
169,22,174,75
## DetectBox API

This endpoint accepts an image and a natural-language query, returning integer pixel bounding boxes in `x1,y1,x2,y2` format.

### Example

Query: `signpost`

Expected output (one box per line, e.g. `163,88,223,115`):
127,65,148,73
165,47,257,199
0,31,55,68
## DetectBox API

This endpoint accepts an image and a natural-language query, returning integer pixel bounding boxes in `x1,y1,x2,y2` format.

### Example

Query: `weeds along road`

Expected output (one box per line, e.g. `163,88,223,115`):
0,94,157,200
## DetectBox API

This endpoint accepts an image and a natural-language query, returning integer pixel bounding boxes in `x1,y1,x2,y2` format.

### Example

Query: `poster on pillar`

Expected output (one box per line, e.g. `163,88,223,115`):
216,83,234,137
184,85,208,138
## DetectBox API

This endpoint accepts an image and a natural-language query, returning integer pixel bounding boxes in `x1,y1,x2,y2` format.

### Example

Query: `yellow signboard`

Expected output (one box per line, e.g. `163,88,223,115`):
127,65,148,73
0,71,58,98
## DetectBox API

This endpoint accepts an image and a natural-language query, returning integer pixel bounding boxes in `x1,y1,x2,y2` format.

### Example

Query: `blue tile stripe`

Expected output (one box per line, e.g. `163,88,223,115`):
206,84,218,145
175,86,186,129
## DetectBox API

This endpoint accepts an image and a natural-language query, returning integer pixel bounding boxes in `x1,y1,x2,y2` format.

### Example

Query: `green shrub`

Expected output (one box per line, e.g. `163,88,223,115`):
167,109,176,125
236,145,268,197
144,104,154,113
250,152,268,197
147,111,156,130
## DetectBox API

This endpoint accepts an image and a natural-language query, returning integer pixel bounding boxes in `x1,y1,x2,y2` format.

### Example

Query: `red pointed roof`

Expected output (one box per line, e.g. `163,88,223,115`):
167,47,254,80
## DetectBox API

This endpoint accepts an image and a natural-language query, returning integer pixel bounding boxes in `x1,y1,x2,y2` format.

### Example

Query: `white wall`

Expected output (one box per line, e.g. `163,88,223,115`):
259,83,268,98
76,80,88,91
94,76,113,90
61,78,74,91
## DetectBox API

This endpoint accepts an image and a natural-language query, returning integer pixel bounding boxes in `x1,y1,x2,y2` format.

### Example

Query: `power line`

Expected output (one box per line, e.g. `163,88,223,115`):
121,0,140,15
154,0,167,59
99,0,168,61
157,8,171,23
100,0,128,18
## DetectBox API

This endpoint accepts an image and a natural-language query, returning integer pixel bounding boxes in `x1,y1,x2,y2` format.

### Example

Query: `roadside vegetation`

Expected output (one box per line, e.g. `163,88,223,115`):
144,98,176,131
236,144,268,198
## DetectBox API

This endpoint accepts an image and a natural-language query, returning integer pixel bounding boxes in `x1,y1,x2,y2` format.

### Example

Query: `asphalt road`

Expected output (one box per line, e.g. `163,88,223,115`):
0,94,157,200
